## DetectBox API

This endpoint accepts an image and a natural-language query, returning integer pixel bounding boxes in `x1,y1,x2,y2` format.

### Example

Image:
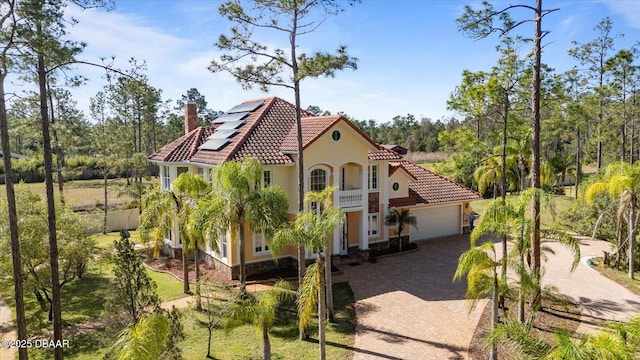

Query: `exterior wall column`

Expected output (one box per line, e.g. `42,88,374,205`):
360,166,369,250
333,167,340,255
381,161,390,241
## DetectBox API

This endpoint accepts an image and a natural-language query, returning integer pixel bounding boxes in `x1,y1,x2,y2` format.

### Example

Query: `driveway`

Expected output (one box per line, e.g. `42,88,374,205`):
543,235,640,333
340,235,485,360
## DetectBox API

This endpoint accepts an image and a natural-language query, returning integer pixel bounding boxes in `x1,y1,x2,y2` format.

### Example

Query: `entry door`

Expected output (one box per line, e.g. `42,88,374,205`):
340,217,348,255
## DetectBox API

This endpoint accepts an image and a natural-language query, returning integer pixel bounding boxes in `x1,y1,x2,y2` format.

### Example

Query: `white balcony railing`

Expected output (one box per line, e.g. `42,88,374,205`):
339,189,363,208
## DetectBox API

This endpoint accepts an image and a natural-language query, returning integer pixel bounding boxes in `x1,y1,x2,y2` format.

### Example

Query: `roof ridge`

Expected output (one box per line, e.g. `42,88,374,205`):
187,127,207,159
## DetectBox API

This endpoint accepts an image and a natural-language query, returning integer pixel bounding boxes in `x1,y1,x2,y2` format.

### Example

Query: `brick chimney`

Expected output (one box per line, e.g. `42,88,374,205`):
184,101,197,135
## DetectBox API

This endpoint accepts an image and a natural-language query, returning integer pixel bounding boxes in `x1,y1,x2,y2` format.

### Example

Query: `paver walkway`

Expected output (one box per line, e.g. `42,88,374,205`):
543,235,640,334
0,298,16,360
341,235,486,360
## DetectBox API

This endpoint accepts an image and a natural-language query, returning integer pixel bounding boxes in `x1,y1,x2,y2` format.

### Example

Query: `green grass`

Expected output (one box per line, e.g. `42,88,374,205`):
28,282,355,360
471,192,575,229
591,258,640,296
0,178,155,210
91,230,141,250
171,281,355,360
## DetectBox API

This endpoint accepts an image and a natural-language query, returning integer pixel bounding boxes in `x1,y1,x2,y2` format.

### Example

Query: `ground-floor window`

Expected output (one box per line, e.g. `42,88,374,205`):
219,231,228,260
368,214,379,237
253,231,269,254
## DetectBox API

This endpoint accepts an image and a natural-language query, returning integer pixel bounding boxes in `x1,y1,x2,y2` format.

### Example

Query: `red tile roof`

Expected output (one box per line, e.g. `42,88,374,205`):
368,147,403,161
388,161,481,207
280,116,341,152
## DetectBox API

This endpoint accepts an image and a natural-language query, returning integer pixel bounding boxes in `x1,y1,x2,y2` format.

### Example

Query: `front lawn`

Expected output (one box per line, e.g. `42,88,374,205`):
180,282,356,359
28,282,356,360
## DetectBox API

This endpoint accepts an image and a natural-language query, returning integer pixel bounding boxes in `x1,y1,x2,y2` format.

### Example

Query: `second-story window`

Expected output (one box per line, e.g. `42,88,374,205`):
368,165,378,190
162,166,171,190
310,168,327,192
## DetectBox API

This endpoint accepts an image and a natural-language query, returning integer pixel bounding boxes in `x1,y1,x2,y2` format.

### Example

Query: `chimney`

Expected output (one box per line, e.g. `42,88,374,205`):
184,101,198,135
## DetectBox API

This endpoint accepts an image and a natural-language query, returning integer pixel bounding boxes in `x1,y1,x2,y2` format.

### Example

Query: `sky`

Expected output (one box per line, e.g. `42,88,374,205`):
49,0,640,123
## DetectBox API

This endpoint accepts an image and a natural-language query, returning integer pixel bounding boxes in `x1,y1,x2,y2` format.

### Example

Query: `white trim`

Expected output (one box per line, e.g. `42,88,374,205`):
252,231,270,255
367,214,379,238
367,164,378,191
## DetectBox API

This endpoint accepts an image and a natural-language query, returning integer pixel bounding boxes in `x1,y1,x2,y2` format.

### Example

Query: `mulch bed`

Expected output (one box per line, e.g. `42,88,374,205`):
142,255,237,286
143,255,340,284
468,296,581,359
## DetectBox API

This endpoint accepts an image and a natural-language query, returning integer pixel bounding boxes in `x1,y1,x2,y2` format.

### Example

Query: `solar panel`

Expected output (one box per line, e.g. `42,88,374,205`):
217,120,245,130
212,111,250,124
208,129,238,140
227,100,264,114
198,138,230,151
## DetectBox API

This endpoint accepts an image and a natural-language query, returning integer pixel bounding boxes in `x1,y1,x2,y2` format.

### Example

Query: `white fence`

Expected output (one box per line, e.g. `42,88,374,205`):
84,208,140,234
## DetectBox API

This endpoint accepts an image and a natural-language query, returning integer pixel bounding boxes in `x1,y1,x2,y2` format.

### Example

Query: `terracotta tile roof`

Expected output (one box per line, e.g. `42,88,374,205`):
150,97,303,165
388,160,481,207
368,147,403,160
280,116,341,152
150,96,394,166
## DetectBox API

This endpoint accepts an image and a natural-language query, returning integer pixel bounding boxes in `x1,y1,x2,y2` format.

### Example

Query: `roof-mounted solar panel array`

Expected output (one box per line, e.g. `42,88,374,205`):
208,129,238,140
227,100,264,114
217,120,246,130
212,111,250,124
199,138,230,151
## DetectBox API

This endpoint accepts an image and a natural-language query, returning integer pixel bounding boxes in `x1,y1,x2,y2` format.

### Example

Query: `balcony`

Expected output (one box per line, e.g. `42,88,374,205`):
339,189,363,208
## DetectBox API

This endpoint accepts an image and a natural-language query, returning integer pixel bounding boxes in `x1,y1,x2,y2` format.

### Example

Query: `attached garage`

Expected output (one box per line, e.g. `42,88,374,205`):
409,204,461,241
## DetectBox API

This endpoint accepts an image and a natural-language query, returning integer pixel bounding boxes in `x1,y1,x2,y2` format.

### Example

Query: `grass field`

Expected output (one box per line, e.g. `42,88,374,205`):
0,178,156,210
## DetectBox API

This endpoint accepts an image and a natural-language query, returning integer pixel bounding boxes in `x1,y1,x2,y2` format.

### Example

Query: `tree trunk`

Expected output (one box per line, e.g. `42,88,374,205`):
262,324,271,360
575,129,581,199
324,250,334,322
489,273,498,360
195,239,201,310
0,54,29,360
103,169,108,234
182,245,190,294
530,0,543,312
207,328,213,358
318,256,327,360
240,221,247,294
48,83,65,205
37,24,63,360
291,6,307,340
629,205,636,279
501,102,508,304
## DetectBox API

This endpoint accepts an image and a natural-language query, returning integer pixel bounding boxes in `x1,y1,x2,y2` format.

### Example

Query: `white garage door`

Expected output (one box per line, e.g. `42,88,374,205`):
410,205,460,241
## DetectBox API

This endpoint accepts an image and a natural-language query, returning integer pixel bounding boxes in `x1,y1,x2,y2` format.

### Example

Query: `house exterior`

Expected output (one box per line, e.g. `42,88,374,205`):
148,97,480,279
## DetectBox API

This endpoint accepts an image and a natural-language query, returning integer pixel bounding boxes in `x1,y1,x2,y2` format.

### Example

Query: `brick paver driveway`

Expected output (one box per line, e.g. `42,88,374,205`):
340,235,485,360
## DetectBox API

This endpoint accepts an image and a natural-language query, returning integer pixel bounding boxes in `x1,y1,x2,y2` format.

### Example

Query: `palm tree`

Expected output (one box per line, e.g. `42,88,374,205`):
140,172,210,295
385,208,418,251
223,280,295,360
455,199,513,360
192,157,289,294
586,162,640,279
271,187,344,360
112,312,170,360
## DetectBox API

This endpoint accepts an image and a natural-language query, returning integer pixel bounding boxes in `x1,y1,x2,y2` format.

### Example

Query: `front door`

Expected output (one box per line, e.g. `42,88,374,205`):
340,216,348,255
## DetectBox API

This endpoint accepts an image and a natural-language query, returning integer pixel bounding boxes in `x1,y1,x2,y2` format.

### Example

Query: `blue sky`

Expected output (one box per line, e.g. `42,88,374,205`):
61,0,640,123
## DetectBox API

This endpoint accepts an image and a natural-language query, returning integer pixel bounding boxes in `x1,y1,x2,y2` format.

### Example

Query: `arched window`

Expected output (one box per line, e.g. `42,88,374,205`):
310,168,327,192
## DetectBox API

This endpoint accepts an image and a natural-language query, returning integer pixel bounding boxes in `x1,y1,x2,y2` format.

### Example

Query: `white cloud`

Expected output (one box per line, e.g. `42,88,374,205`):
601,0,640,29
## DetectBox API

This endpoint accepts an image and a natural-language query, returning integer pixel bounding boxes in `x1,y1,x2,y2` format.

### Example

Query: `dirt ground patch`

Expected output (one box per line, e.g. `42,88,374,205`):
468,297,581,359
143,255,237,286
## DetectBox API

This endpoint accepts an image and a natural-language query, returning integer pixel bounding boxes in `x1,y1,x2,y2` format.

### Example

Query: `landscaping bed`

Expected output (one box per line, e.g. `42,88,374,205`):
468,296,581,359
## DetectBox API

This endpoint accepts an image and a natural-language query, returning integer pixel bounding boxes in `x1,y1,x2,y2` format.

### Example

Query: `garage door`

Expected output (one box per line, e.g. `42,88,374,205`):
410,205,460,241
